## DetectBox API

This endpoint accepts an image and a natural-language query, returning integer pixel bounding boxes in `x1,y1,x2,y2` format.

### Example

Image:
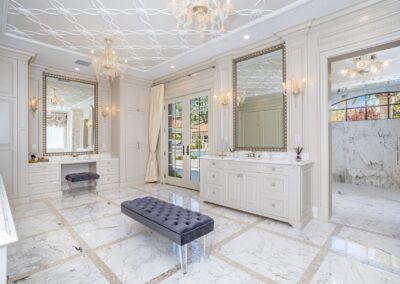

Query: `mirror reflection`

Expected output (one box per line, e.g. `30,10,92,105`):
234,45,286,150
44,74,98,155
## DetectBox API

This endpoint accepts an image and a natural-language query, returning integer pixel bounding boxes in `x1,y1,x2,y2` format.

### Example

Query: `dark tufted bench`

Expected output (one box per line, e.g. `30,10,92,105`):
121,196,214,274
65,172,100,193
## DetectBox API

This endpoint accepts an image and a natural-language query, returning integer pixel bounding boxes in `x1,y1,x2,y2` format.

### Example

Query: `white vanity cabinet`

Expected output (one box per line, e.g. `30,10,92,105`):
200,156,313,228
28,157,120,195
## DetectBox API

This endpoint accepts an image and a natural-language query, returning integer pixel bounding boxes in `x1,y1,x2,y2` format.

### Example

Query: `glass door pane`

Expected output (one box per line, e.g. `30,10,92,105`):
168,102,183,178
190,96,209,182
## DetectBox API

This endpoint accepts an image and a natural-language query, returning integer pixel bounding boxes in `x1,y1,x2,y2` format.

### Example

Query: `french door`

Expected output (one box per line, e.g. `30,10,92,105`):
165,92,209,190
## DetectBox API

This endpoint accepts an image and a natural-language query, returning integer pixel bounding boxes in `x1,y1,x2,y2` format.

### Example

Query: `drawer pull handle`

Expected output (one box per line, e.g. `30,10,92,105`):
212,174,215,178
237,173,243,178
212,162,215,166
212,191,215,194
271,203,276,208
272,183,276,187
272,167,276,171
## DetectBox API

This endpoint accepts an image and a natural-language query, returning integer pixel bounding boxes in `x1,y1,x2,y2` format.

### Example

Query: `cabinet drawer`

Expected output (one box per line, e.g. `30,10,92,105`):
98,175,119,185
203,183,223,201
259,198,286,218
261,176,285,194
258,165,285,175
29,181,60,194
202,159,227,169
97,159,119,169
97,167,119,176
205,170,222,185
29,163,59,173
29,171,60,183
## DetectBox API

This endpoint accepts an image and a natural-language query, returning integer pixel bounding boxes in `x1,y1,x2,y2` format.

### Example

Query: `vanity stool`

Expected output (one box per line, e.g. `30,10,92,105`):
121,196,214,274
65,172,100,194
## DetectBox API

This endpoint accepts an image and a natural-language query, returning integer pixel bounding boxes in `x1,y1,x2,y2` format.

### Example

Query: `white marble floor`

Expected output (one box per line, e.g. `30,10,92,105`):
7,183,400,284
332,183,400,239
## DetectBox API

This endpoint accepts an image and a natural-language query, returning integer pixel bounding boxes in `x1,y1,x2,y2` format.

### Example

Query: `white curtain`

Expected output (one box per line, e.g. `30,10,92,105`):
145,84,165,182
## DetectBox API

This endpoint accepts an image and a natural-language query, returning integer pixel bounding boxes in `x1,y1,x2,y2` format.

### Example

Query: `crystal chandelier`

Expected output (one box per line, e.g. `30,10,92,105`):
171,0,233,38
90,39,128,81
49,88,64,107
339,54,390,78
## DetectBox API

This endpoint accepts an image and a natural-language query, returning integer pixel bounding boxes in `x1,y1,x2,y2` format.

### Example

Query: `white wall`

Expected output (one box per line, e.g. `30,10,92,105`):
152,0,400,220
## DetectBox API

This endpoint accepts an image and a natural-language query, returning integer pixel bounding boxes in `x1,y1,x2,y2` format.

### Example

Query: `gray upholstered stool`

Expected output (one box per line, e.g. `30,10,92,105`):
65,172,100,194
121,196,214,274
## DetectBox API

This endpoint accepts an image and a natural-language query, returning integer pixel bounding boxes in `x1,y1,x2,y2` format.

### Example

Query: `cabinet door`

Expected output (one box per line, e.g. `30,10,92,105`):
241,172,258,211
224,171,241,207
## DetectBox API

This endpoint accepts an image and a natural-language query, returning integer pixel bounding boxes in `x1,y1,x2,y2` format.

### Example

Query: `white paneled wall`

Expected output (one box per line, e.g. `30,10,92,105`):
111,77,150,186
0,46,32,198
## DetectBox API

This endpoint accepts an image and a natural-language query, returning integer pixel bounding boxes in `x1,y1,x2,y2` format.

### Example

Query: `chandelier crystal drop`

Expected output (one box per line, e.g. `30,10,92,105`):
338,54,391,78
90,39,128,81
171,0,234,38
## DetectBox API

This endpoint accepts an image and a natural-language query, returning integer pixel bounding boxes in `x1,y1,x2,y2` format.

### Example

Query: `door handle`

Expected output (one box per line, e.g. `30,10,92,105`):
182,145,185,156
186,145,189,156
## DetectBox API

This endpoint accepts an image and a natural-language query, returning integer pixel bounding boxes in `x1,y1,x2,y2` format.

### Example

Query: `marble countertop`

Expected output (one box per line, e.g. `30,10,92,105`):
28,156,119,166
200,155,313,166
0,175,18,247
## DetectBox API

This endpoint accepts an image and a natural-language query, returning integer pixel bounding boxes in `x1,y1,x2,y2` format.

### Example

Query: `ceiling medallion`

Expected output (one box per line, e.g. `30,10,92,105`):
339,54,390,78
90,39,128,81
171,0,234,38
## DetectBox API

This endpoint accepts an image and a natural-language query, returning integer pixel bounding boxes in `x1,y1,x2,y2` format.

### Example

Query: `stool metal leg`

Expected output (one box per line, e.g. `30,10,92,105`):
178,244,188,274
203,235,208,258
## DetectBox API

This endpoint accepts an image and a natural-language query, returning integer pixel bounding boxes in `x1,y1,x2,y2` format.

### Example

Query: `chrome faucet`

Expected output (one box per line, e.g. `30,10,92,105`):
247,152,256,158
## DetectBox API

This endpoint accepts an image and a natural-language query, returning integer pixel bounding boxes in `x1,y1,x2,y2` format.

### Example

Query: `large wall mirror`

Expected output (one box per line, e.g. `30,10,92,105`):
233,44,287,151
43,73,98,156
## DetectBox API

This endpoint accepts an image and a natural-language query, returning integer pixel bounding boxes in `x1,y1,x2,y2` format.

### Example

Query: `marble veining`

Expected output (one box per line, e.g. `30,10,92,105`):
332,120,400,189
7,183,400,283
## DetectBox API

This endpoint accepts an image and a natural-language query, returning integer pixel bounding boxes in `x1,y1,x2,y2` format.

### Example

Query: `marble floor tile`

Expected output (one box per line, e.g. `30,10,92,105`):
73,214,147,248
257,219,337,247
219,227,320,283
161,255,263,284
59,201,120,225
50,193,104,210
8,229,80,278
205,212,248,245
208,206,262,225
132,182,173,193
95,230,179,284
149,186,198,201
155,193,216,213
331,226,400,274
311,252,400,284
332,184,400,239
15,213,62,239
11,201,52,219
15,255,108,284
111,193,149,207
98,187,145,200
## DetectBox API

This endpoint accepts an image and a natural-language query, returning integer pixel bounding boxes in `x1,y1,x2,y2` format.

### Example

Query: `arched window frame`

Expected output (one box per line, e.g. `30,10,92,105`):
331,92,400,122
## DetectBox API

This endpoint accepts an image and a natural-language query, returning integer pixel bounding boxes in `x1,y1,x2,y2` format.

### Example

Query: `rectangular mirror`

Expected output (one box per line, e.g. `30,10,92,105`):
43,73,98,155
233,44,287,151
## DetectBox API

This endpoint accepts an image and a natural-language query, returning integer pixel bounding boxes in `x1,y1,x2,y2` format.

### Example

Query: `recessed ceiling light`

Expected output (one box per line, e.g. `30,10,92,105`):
170,65,175,69
74,67,80,71
243,34,250,40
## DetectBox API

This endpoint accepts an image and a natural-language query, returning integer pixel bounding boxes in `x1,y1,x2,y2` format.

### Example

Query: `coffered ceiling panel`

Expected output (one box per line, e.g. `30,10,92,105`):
5,0,297,72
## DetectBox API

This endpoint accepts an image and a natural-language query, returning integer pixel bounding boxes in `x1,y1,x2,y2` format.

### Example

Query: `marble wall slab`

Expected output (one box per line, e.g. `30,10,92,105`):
332,120,400,190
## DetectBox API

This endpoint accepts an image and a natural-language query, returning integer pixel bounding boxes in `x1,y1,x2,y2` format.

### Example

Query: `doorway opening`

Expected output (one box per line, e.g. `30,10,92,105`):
329,42,400,238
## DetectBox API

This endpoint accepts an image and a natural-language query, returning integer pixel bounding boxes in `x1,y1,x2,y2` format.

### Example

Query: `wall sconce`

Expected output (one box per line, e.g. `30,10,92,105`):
214,92,230,106
29,97,39,117
102,105,111,118
292,78,307,96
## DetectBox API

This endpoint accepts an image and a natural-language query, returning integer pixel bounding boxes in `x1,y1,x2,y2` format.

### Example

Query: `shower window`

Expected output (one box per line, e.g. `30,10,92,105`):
331,92,400,122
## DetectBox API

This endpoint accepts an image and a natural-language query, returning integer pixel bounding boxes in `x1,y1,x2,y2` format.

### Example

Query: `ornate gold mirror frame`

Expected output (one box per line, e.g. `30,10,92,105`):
43,72,99,156
233,44,287,152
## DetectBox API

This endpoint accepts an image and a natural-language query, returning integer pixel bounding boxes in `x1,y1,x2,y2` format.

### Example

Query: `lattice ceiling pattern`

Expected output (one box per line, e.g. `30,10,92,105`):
6,0,296,72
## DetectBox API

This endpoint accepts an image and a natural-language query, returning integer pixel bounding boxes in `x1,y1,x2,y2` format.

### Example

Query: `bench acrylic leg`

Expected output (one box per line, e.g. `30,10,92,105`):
203,235,208,258
178,244,188,274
